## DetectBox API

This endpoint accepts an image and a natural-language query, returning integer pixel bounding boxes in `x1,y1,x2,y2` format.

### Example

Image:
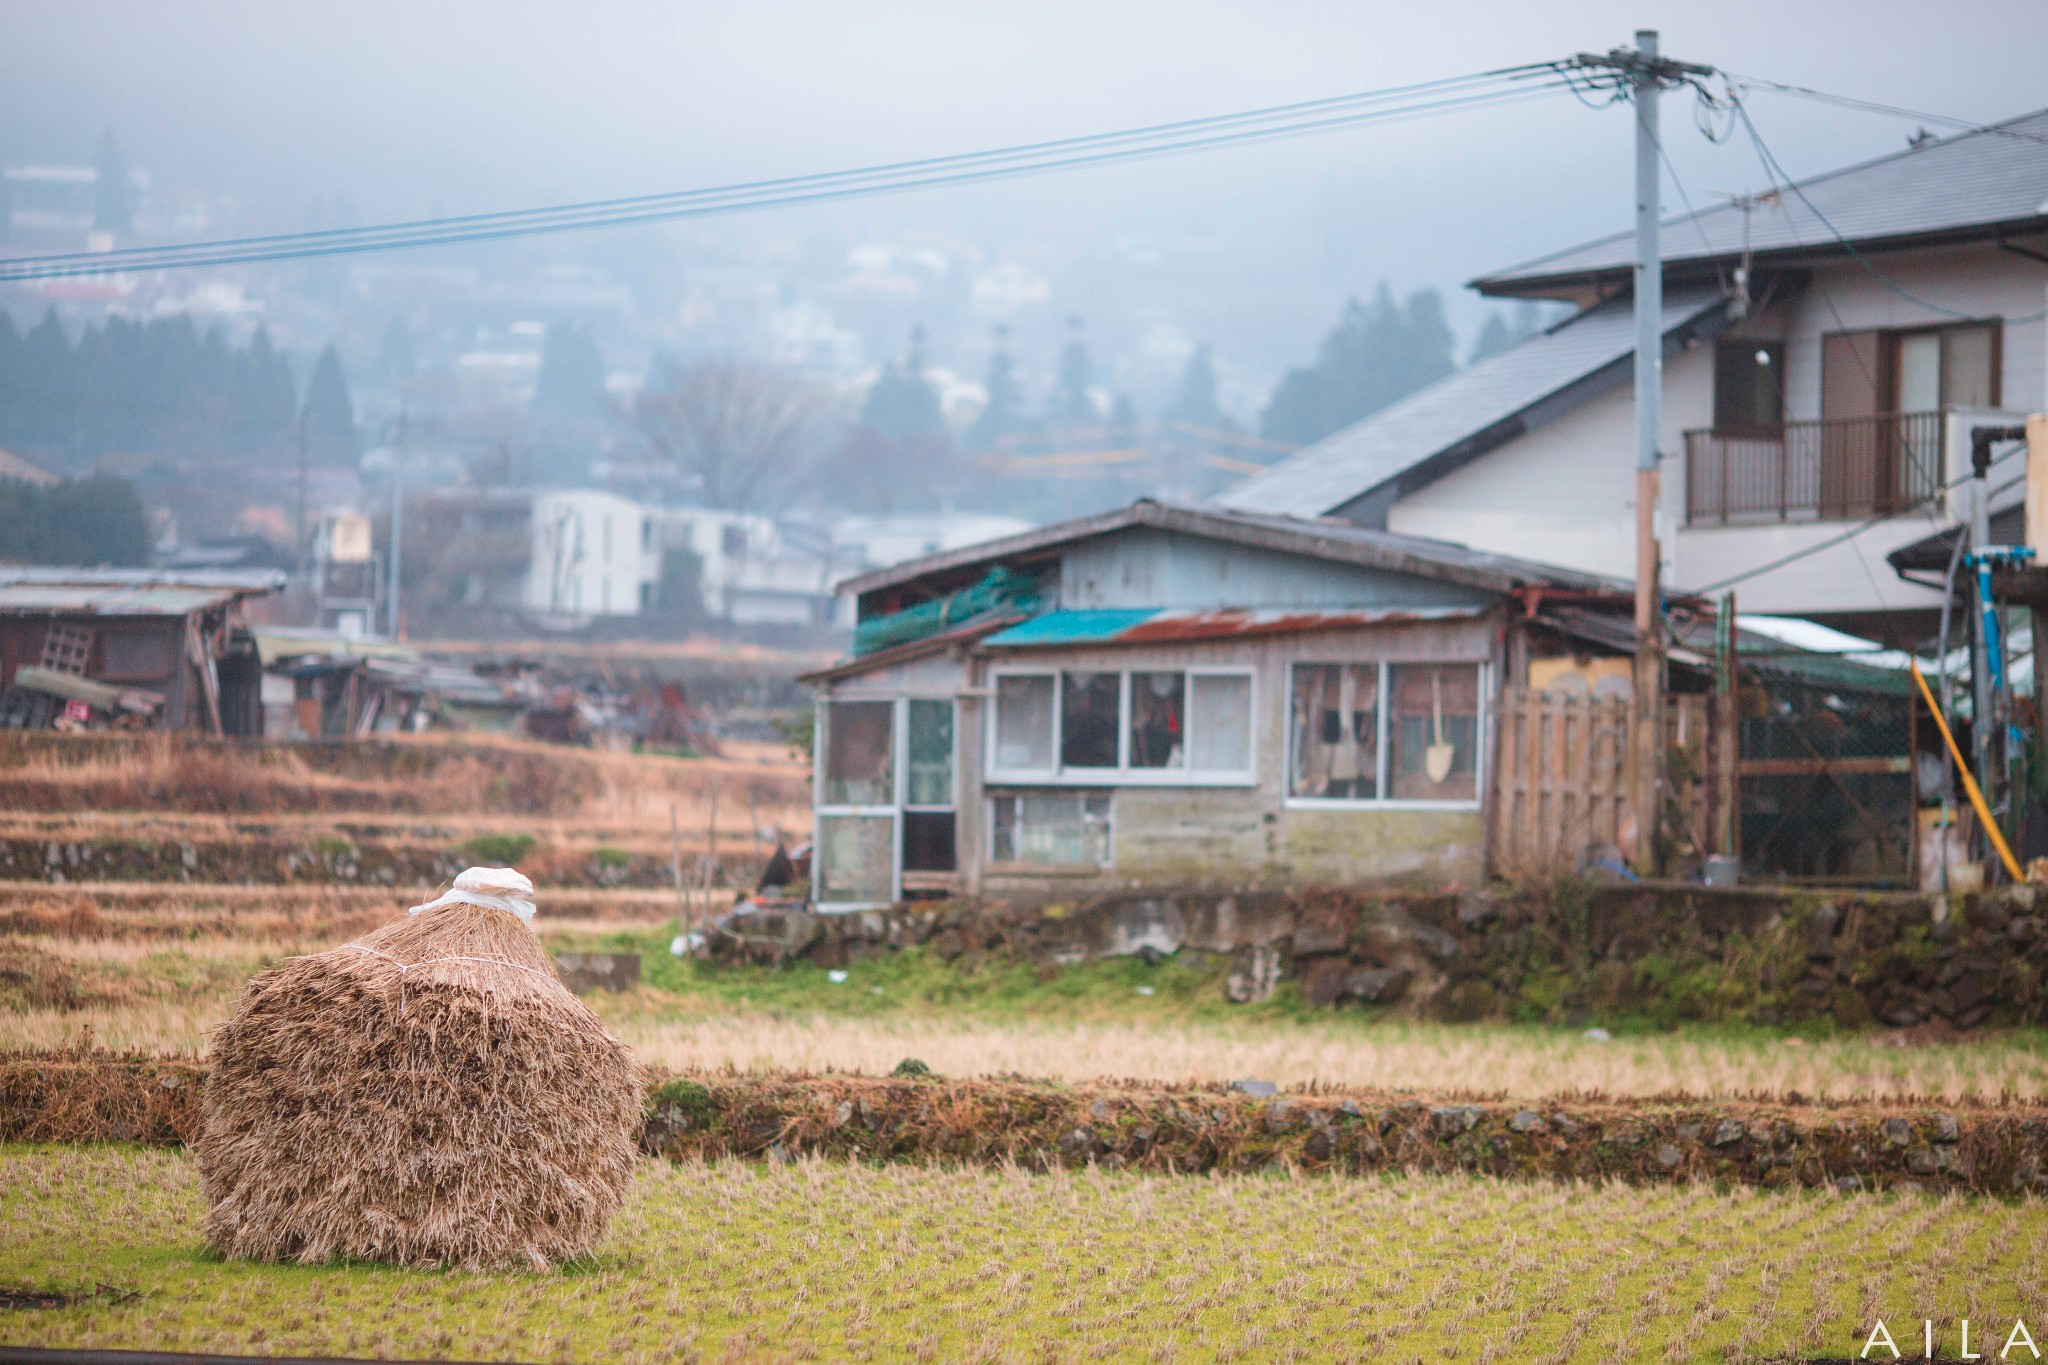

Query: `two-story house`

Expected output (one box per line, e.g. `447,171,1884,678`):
1217,109,2048,647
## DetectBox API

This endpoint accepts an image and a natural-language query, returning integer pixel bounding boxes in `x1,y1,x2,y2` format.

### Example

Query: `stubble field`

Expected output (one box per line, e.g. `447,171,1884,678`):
7,1145,2043,1364
5,735,2048,1361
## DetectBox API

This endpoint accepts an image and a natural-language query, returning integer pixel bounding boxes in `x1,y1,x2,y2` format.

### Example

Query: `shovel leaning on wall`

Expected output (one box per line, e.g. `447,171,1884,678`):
1424,671,1455,785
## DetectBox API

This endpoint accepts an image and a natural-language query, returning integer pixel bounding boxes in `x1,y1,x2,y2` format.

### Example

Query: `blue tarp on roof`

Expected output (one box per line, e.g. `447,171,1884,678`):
981,610,1159,645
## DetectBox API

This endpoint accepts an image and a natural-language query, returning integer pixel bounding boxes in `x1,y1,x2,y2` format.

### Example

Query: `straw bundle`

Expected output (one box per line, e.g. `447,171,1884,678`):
196,869,641,1270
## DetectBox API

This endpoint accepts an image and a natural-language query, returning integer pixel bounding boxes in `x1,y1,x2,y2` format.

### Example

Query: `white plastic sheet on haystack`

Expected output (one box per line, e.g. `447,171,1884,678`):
409,865,537,924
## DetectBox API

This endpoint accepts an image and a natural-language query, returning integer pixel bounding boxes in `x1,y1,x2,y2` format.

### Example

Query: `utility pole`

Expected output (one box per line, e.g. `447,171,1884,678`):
1571,32,1715,874
294,405,310,599
387,414,406,639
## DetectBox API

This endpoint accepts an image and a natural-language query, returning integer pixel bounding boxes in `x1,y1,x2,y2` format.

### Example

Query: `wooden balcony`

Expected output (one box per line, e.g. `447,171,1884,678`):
1683,411,1944,525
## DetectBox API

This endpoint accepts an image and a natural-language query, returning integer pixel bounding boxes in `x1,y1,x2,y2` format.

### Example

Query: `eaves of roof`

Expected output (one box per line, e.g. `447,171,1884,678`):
797,612,1027,686
834,500,1629,605
1473,106,2048,296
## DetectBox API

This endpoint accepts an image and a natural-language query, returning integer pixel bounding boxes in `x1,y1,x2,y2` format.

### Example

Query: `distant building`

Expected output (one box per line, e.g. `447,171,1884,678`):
528,488,661,618
662,507,833,625
0,567,282,734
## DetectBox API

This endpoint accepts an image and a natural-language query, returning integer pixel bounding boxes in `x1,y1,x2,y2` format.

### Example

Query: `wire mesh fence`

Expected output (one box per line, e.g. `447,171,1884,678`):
1735,650,1916,884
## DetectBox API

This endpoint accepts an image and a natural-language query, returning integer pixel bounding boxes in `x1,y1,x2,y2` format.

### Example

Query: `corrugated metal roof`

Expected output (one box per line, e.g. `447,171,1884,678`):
1475,107,2048,293
1213,288,1725,519
0,584,252,616
838,500,1628,602
983,605,1486,648
0,566,286,590
0,566,283,617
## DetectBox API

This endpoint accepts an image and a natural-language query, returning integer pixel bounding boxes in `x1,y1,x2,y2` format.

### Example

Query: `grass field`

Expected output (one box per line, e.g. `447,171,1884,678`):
10,922,2048,1101
3,1145,2041,1364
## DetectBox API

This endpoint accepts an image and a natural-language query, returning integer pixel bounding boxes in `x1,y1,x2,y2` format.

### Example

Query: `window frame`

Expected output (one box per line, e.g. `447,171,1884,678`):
985,789,1115,871
812,692,961,909
984,665,1257,787
1284,660,1488,812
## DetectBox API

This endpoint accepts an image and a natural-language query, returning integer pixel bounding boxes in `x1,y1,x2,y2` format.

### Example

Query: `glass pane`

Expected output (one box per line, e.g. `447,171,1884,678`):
1290,664,1377,799
1942,324,1996,408
1896,332,1941,412
1060,671,1121,769
901,810,956,872
1188,674,1252,772
991,792,1111,865
907,699,954,806
818,814,893,902
994,675,1055,771
1128,671,1185,768
1387,664,1480,801
823,700,893,806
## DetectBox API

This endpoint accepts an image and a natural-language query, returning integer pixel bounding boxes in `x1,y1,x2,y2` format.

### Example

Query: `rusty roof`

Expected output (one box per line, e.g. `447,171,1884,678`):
981,605,1485,648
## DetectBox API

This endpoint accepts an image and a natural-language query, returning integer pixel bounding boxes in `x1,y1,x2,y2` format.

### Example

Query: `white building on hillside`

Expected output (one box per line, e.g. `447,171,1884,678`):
663,508,834,625
527,488,660,617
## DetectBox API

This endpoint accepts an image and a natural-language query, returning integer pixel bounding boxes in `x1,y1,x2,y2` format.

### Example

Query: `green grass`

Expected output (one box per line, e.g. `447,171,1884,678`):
3,1146,2043,1363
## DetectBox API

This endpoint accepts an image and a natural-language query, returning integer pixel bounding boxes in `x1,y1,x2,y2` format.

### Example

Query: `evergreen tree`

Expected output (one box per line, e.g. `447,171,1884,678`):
18,309,73,448
1468,301,1546,364
1167,343,1223,429
1048,316,1098,430
93,130,135,234
533,322,606,420
1469,312,1517,365
966,325,1024,453
1259,284,1457,447
236,326,297,449
839,324,952,510
302,343,359,467
0,474,150,566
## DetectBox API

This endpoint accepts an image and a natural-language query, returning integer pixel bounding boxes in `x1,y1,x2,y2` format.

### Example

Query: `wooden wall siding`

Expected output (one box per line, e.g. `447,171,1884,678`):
1490,690,1715,880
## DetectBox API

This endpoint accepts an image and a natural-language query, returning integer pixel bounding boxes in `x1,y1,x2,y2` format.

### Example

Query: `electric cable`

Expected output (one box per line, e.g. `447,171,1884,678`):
0,67,1567,281
1719,75,2048,147
1729,95,2048,325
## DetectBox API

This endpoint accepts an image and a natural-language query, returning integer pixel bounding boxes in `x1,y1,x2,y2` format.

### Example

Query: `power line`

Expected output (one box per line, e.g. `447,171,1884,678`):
1730,95,2048,325
1720,74,2048,147
0,66,1568,281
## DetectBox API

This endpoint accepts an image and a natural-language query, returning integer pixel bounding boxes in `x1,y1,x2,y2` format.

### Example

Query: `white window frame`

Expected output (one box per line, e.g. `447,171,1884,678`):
984,665,1258,787
985,789,1115,871
1283,660,1488,812
813,695,900,909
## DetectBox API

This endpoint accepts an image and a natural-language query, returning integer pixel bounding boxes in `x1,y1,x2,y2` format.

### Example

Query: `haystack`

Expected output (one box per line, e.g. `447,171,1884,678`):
197,867,642,1271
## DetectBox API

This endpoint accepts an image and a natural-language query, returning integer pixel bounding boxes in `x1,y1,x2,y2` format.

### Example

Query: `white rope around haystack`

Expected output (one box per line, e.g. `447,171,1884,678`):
409,865,537,925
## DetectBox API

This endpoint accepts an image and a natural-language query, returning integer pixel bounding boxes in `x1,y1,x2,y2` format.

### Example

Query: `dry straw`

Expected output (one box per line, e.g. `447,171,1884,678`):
196,869,640,1271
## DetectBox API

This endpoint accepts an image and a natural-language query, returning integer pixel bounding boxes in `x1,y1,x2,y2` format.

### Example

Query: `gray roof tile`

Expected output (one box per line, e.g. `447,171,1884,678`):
1476,107,2048,291
1213,287,1723,518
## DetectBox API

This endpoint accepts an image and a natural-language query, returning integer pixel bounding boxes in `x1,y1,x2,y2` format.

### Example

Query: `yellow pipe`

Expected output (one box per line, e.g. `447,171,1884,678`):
1910,660,2024,883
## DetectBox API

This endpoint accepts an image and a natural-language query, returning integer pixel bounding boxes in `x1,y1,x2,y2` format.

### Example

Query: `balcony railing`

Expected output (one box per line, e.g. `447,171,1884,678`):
1684,411,1944,525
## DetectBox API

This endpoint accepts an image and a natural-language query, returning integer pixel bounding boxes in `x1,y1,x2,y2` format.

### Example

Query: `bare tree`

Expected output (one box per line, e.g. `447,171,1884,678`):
636,361,830,511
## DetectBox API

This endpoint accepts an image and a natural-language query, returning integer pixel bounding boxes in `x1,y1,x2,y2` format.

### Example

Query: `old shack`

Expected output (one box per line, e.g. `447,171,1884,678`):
802,500,1692,907
0,567,283,734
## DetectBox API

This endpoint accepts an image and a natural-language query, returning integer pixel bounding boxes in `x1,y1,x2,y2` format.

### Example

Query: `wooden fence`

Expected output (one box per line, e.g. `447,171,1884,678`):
1490,689,1720,881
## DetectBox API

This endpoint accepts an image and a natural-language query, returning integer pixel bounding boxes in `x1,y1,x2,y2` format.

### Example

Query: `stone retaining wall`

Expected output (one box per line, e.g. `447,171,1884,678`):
7,1049,2043,1197
707,882,2048,1030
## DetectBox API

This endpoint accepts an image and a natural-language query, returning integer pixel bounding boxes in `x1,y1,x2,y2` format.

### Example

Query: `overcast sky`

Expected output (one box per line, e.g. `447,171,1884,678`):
6,0,2046,348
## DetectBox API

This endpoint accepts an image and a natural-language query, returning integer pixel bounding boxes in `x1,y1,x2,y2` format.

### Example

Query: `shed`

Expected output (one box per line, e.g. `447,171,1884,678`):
801,500,1645,907
0,567,284,734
